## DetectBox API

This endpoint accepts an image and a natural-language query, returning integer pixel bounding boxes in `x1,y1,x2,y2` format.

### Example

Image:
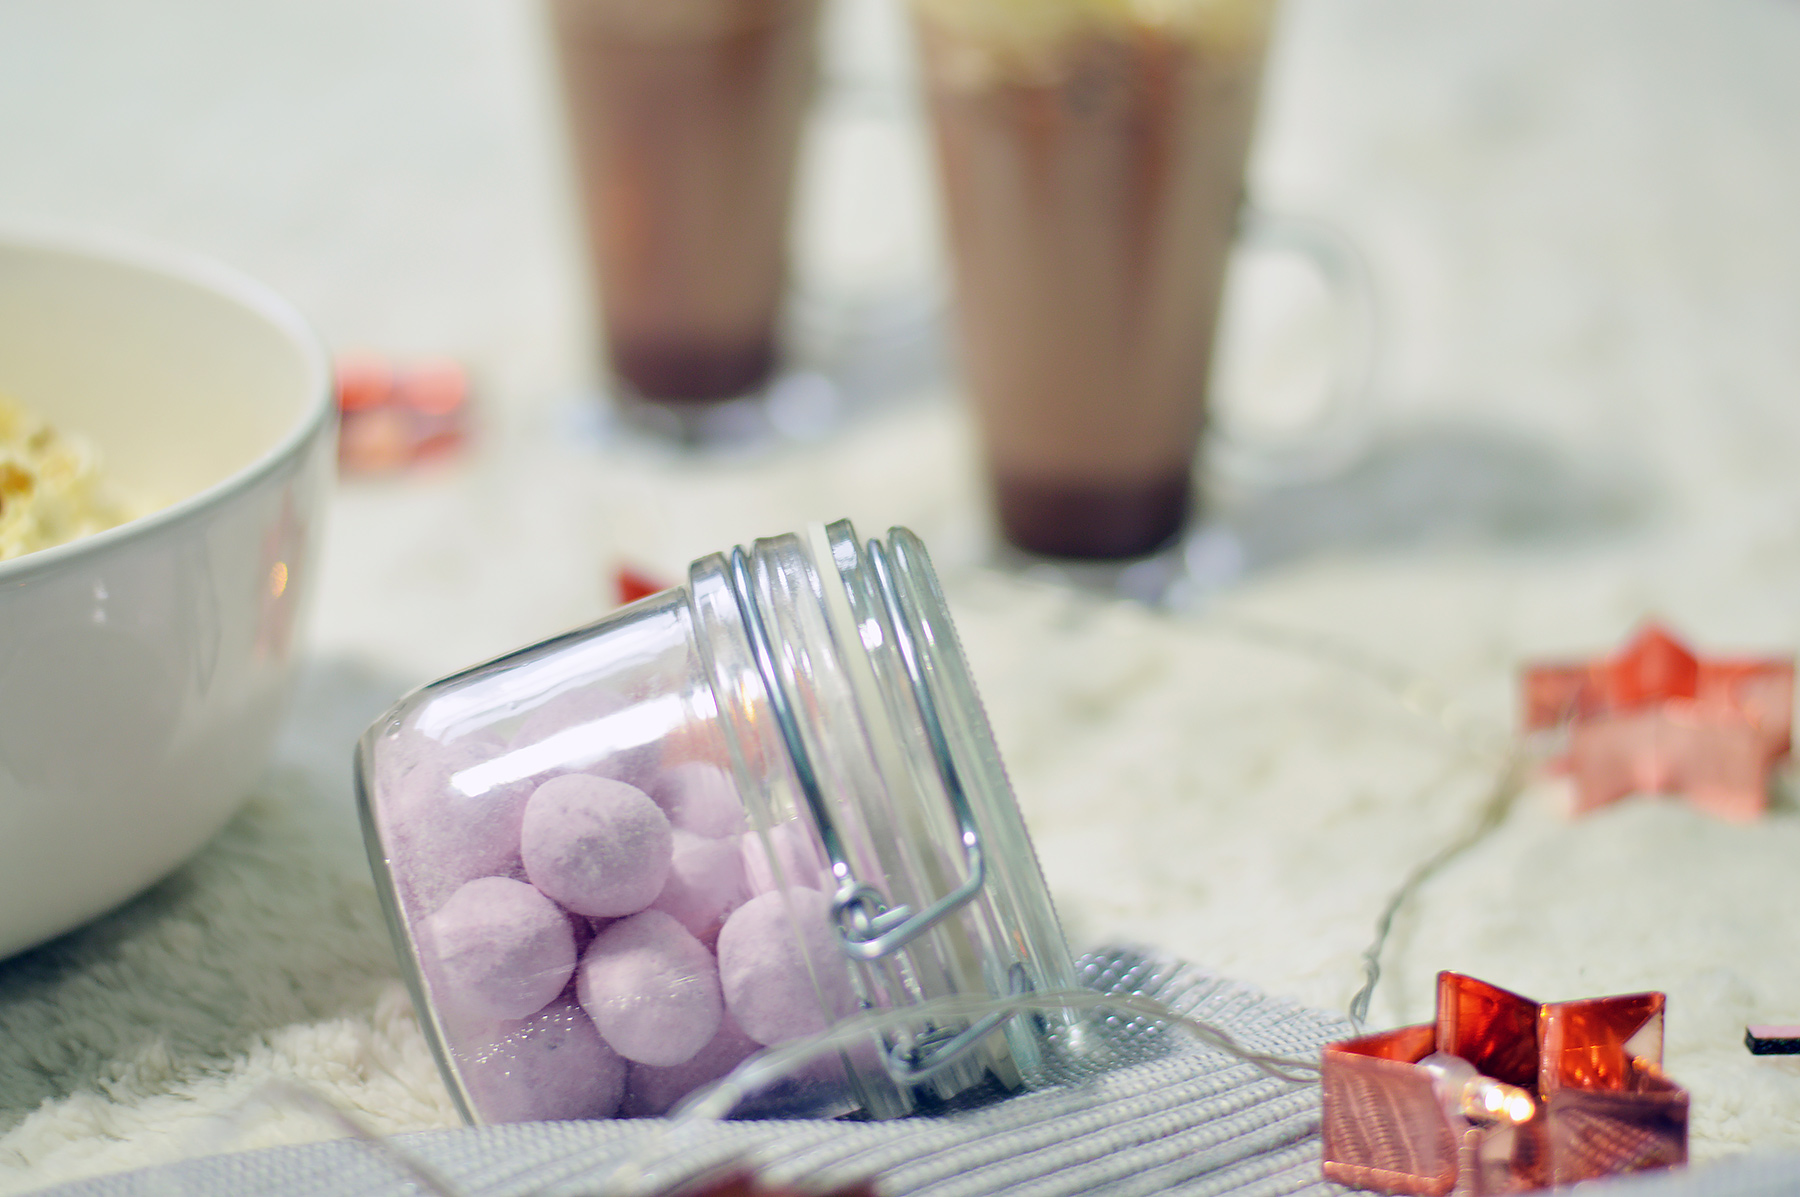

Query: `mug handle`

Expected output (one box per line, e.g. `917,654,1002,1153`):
1204,207,1378,490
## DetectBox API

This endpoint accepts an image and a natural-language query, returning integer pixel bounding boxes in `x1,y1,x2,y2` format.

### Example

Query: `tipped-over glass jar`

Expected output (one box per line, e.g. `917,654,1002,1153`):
355,521,1076,1122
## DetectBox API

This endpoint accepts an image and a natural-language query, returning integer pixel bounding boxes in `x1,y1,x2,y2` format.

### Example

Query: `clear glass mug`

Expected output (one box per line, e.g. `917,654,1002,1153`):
355,521,1075,1123
546,0,823,443
913,0,1371,561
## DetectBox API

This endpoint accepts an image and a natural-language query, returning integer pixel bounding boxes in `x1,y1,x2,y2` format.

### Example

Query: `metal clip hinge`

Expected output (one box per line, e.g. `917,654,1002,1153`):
882,964,1032,1087
727,541,989,965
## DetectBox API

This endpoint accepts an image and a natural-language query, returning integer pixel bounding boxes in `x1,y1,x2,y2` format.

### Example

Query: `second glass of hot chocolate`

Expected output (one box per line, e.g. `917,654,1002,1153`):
915,0,1278,560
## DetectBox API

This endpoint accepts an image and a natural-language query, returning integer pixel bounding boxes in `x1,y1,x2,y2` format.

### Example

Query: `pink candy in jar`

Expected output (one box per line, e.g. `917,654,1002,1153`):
358,522,1077,1123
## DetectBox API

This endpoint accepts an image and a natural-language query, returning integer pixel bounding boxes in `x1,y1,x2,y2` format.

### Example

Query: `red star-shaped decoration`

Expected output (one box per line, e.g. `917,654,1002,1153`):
660,1166,877,1197
1322,972,1688,1194
1521,622,1793,821
336,354,470,474
614,563,672,608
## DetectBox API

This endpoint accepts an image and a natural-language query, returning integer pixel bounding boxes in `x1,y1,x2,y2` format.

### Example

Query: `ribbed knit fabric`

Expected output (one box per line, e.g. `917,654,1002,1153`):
34,948,1350,1197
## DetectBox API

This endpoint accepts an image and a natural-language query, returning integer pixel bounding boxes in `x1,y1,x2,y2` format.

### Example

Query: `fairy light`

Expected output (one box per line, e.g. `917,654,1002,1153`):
1461,1074,1536,1126
1419,1051,1536,1127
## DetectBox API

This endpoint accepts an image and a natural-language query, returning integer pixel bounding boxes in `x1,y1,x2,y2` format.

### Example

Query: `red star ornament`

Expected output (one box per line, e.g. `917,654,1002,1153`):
1521,622,1792,821
660,1166,877,1197
336,354,470,473
1322,972,1688,1195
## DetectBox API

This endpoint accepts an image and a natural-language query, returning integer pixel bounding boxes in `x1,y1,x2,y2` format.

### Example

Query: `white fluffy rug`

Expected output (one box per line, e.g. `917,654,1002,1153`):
6,547,1800,1194
0,662,459,1194
10,373,1800,1191
10,362,1800,1189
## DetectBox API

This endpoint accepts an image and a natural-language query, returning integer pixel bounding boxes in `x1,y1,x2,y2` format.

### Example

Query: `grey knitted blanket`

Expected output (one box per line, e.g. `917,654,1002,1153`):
35,947,1349,1197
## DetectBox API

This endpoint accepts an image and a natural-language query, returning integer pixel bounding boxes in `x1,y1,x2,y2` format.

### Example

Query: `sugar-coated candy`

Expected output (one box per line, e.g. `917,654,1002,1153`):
421,877,577,1022
578,910,724,1066
513,686,658,783
459,995,627,1121
522,774,673,918
621,1009,761,1116
716,888,857,1047
571,912,601,956
381,732,530,913
368,723,452,796
647,762,747,838
651,830,748,942
742,820,829,895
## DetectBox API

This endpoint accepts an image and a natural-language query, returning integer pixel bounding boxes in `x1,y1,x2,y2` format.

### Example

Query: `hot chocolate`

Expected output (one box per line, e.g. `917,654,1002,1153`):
916,1,1273,558
548,0,821,405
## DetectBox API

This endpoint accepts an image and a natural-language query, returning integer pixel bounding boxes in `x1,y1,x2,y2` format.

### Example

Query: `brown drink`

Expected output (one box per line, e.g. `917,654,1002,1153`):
548,0,821,410
916,1,1274,558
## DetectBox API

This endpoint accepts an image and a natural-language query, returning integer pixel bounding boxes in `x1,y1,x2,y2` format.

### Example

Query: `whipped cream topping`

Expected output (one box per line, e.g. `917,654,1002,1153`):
914,0,1275,69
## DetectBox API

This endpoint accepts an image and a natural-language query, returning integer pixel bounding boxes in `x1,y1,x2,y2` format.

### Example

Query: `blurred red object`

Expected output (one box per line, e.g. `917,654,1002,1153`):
662,1166,878,1197
1322,972,1687,1194
1521,622,1792,821
336,355,469,473
615,564,672,607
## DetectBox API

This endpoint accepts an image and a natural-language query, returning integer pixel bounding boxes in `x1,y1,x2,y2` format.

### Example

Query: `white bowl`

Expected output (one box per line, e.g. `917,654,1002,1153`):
0,227,333,960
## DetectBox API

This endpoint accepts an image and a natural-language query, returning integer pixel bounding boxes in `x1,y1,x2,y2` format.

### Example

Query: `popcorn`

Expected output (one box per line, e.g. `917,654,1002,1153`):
0,394,144,560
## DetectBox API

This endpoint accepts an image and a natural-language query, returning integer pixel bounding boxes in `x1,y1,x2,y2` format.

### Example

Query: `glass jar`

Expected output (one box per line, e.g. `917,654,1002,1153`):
355,520,1076,1123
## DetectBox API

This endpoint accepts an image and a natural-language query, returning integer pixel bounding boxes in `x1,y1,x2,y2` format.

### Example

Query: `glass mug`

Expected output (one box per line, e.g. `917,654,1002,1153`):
356,521,1076,1123
546,0,823,443
913,0,1370,561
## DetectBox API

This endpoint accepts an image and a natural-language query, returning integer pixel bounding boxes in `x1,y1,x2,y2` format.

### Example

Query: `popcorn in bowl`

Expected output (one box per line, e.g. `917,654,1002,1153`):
0,393,146,560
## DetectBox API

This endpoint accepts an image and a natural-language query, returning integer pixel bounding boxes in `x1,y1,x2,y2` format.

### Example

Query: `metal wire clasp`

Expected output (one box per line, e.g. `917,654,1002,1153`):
726,540,987,962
